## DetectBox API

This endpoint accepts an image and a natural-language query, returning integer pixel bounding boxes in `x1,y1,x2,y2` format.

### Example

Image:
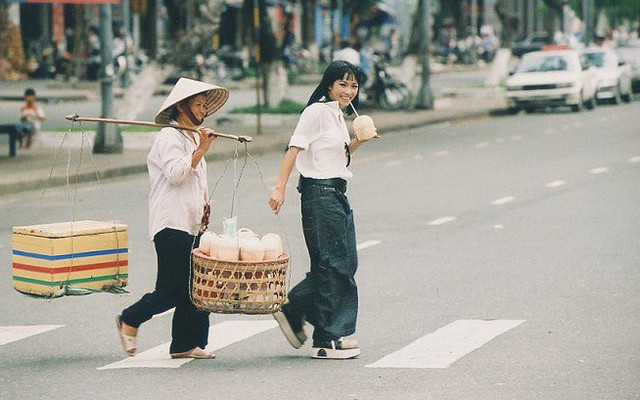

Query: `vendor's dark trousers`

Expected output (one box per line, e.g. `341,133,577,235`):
121,228,209,354
286,177,358,343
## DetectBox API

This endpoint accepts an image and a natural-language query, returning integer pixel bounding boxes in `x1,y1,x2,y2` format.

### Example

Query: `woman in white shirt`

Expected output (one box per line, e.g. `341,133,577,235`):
116,78,229,359
269,61,377,359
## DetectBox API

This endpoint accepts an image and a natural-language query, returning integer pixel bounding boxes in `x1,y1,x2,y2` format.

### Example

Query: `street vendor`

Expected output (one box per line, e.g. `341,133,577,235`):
116,77,229,359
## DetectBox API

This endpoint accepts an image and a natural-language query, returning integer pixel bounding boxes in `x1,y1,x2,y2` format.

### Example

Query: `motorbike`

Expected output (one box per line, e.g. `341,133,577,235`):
361,55,410,110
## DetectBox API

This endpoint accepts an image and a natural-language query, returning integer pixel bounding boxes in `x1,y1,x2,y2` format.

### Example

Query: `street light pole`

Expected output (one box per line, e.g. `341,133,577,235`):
415,0,434,109
93,4,123,154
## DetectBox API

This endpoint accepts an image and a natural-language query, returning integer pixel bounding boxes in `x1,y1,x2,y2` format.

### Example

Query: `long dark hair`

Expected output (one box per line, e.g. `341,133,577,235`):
306,60,362,116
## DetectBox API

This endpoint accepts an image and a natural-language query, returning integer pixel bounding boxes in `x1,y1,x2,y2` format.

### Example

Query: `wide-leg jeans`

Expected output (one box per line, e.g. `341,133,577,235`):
121,228,209,354
286,177,359,343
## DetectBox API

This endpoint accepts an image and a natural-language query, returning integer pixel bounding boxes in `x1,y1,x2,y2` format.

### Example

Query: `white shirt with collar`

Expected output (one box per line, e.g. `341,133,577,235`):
147,126,209,240
289,101,353,180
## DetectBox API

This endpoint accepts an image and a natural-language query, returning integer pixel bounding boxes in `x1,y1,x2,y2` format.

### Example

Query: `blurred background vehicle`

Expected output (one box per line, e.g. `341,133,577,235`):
511,32,554,58
584,47,633,104
360,53,410,110
505,50,597,113
615,41,640,94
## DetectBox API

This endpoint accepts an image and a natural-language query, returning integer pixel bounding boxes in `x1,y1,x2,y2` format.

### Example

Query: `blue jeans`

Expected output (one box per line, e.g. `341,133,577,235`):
286,176,359,343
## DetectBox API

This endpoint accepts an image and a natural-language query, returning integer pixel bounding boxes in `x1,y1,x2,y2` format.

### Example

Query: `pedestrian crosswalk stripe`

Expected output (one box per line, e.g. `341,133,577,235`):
0,325,64,346
357,240,381,250
97,320,277,370
366,319,525,369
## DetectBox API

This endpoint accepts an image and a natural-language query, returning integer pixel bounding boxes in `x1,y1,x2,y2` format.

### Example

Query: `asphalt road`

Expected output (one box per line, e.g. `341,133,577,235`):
1,101,639,399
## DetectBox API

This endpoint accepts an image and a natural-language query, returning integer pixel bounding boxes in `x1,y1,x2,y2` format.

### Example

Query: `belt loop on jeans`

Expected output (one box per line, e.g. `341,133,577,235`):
298,175,347,193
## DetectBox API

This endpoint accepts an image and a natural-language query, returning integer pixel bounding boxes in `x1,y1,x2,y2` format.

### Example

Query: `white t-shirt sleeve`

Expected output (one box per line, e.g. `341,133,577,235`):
156,129,194,184
289,105,321,150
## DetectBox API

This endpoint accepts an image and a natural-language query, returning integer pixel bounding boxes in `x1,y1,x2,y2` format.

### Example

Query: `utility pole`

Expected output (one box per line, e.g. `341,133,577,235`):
415,0,434,109
582,0,593,47
93,4,123,154
120,0,131,88
253,0,262,135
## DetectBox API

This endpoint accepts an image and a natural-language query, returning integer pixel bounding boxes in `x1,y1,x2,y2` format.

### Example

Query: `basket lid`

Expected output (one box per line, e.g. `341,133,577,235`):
13,220,127,238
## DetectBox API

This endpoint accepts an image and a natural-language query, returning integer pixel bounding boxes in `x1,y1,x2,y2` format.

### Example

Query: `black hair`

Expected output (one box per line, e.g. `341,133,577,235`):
24,88,36,97
306,60,362,115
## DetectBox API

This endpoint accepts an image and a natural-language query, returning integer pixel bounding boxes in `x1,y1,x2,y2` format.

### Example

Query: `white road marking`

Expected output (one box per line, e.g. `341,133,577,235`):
385,160,402,167
546,180,567,188
476,142,490,149
491,196,515,206
493,225,504,229
510,135,523,142
152,308,175,319
428,217,457,226
589,167,609,175
98,320,277,370
413,154,424,160
433,151,449,158
357,240,382,250
628,156,640,164
366,319,525,369
0,325,64,346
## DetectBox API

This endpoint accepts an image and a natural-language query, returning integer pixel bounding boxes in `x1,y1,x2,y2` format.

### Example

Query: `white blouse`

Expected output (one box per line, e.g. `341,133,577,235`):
147,126,209,240
288,101,353,180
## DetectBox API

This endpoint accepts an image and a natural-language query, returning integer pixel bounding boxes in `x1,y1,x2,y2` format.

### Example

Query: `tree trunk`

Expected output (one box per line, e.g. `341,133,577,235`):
494,0,519,47
256,0,288,108
0,3,27,80
140,0,157,59
262,60,288,108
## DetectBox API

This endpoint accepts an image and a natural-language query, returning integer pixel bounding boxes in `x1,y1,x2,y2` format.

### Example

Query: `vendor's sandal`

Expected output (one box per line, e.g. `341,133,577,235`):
170,347,216,359
115,315,137,357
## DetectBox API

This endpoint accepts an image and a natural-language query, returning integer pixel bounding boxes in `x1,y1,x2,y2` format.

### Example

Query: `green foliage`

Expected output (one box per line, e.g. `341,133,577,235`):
229,98,305,114
569,0,640,24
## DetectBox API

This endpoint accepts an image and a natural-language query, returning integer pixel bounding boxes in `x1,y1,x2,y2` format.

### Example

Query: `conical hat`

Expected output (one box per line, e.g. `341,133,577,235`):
155,77,229,124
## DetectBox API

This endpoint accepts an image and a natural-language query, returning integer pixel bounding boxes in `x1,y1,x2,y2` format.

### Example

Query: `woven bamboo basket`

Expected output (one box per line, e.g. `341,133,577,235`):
191,249,289,314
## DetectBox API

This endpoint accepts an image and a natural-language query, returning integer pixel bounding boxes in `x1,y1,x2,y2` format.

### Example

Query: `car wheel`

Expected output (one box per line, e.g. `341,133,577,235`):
611,86,622,105
571,95,583,112
622,84,633,103
507,106,519,115
524,108,536,114
585,95,596,110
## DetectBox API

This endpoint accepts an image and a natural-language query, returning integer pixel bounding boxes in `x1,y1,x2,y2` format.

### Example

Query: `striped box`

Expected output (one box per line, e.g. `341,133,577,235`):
12,220,128,297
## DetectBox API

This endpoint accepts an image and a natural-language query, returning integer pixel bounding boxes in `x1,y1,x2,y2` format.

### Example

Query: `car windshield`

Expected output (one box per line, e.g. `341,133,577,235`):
517,54,573,73
585,52,615,68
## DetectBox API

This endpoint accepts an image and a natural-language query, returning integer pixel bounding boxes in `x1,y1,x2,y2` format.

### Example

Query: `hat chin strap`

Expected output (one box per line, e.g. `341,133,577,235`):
178,101,204,126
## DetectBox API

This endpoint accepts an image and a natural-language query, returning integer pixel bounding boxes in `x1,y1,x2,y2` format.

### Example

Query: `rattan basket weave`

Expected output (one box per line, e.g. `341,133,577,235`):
191,249,289,314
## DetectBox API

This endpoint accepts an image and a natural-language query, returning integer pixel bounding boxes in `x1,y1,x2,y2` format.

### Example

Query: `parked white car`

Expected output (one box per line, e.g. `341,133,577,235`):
505,50,598,113
584,47,634,104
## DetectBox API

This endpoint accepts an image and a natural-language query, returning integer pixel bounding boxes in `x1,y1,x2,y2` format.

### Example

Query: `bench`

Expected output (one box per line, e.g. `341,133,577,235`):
0,123,30,157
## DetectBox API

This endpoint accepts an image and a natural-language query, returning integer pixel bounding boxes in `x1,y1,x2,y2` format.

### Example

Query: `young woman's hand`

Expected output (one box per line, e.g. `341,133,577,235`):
269,188,285,215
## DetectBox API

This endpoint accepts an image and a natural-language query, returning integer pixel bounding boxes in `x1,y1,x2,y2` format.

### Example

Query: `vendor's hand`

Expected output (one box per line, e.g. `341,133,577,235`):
199,202,211,234
269,188,285,215
196,127,217,153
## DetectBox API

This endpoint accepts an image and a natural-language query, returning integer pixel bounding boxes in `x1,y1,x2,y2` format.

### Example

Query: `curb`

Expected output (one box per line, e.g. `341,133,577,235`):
0,105,504,195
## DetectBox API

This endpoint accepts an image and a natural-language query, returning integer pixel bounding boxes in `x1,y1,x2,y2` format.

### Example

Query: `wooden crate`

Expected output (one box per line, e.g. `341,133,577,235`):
12,220,128,297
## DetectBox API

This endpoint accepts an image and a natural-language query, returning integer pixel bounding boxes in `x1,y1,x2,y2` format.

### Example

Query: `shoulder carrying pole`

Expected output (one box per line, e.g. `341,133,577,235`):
65,114,253,143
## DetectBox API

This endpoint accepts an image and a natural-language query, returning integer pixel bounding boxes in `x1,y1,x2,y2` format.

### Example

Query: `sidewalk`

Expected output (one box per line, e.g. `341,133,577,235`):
0,92,506,196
